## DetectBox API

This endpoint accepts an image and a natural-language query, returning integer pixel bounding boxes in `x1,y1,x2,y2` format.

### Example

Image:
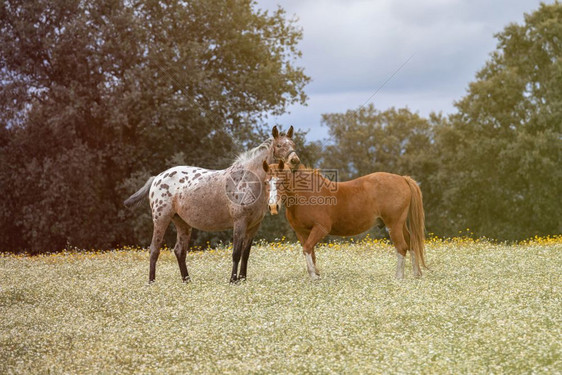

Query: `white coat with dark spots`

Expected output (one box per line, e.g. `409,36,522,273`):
124,126,301,283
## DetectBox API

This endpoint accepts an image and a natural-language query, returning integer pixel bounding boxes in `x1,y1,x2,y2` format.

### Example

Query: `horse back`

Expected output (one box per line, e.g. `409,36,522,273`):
326,172,411,235
363,171,411,193
149,166,235,231
361,172,411,212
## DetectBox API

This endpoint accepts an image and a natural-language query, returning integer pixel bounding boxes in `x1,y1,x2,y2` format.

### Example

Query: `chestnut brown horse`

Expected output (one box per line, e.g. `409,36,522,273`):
263,161,427,279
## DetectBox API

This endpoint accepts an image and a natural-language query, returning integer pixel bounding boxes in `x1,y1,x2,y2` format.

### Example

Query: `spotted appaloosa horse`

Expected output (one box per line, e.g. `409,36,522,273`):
124,126,300,283
264,160,427,280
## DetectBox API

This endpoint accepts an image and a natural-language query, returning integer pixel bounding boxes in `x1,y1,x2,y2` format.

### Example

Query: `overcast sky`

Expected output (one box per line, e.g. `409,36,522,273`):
254,0,547,140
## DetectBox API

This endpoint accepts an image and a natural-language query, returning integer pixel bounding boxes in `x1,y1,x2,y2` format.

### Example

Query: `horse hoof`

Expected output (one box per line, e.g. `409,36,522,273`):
182,277,191,283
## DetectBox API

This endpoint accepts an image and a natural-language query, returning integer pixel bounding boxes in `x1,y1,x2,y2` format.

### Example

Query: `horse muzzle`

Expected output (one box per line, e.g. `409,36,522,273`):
268,203,280,215
286,151,300,170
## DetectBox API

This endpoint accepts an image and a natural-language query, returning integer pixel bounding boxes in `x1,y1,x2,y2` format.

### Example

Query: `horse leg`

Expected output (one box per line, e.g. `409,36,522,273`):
230,221,247,283
311,249,319,274
172,216,192,283
295,231,308,247
302,226,327,279
149,216,172,283
403,225,421,277
299,231,320,276
237,238,253,282
296,230,320,276
238,225,260,281
389,222,409,280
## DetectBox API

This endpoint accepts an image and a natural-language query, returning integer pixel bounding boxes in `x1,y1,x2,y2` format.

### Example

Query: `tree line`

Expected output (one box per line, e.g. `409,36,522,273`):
1,1,560,253
316,3,561,241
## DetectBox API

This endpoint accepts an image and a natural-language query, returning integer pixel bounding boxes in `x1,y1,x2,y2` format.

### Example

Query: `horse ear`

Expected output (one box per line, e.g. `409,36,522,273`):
262,160,269,172
287,125,294,138
272,125,279,139
278,160,285,170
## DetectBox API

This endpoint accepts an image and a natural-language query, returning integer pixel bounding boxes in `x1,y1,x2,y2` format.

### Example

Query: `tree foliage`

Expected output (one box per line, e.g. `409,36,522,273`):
319,3,561,241
433,2,562,239
0,0,309,252
1,1,560,252
321,105,434,180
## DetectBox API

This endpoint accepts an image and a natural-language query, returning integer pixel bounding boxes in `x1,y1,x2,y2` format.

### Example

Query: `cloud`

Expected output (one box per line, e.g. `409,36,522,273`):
255,0,547,140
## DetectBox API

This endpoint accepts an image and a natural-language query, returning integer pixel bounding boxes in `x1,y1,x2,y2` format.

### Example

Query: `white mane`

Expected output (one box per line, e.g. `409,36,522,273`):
234,138,273,164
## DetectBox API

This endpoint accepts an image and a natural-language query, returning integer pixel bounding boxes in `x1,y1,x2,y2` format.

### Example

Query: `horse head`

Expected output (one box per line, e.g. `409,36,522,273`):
262,160,292,215
271,125,300,170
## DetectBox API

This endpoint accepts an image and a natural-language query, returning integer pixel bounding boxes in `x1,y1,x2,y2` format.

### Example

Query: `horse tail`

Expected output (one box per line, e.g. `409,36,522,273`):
124,177,155,208
404,176,427,272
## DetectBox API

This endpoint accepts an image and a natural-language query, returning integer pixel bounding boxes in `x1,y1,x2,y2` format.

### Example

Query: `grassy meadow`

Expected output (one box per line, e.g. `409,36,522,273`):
1,236,561,374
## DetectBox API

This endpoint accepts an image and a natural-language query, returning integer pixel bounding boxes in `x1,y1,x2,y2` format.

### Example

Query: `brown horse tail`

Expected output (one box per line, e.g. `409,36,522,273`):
124,177,155,208
404,176,427,272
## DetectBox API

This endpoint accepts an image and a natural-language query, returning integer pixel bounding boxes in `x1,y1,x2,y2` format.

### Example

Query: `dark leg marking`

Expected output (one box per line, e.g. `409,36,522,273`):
172,216,192,283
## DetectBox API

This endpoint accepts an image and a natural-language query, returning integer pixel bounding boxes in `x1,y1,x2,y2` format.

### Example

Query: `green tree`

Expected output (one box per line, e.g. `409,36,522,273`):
433,2,562,239
0,0,309,252
320,105,434,181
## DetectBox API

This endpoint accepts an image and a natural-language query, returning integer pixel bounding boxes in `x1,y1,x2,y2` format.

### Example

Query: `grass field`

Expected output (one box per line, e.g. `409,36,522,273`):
1,237,561,374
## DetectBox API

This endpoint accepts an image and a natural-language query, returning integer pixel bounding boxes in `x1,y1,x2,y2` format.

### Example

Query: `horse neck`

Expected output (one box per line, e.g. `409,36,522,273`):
239,146,273,178
286,168,334,196
318,172,336,191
